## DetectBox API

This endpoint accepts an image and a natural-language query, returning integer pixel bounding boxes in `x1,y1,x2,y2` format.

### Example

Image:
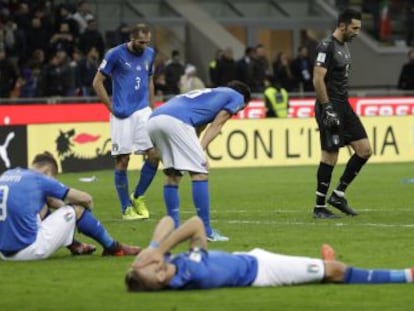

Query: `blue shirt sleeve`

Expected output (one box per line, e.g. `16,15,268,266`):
99,48,117,76
37,174,69,200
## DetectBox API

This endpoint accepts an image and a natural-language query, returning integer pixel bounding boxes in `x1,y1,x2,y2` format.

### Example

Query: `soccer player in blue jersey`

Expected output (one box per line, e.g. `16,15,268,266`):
93,23,159,221
125,216,414,291
0,152,140,261
146,81,251,242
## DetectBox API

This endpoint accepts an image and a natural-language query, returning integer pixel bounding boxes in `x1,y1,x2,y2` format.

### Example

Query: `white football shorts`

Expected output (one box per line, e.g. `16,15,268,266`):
110,107,154,156
147,115,208,174
243,248,325,286
0,206,76,261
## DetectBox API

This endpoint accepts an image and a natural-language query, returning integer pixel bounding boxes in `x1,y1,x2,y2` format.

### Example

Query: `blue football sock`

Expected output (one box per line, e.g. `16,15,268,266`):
114,169,130,213
163,185,180,227
77,210,115,249
344,267,414,284
134,160,158,198
192,180,212,236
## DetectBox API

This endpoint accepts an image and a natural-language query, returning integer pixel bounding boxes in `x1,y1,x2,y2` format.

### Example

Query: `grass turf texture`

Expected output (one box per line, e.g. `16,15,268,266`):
1,162,414,310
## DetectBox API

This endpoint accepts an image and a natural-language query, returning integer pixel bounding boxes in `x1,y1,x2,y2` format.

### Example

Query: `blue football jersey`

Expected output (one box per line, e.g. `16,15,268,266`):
99,43,155,118
150,87,245,127
0,168,69,253
168,249,258,289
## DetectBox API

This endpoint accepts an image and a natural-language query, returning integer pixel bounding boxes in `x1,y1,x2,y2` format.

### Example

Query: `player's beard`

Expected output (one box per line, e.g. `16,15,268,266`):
132,44,145,55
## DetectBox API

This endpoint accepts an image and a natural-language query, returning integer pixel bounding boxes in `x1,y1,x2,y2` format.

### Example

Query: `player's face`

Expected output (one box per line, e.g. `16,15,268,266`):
136,262,168,290
130,32,151,55
343,19,361,42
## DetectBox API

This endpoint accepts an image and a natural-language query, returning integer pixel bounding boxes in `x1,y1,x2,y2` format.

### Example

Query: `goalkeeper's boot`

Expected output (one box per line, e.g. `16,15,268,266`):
102,241,141,256
207,229,229,242
68,240,97,256
327,192,358,216
122,206,146,220
130,194,150,219
313,206,341,219
321,243,336,261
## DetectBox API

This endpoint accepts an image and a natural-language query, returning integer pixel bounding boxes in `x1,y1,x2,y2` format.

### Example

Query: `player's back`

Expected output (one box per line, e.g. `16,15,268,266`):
316,36,351,102
151,87,244,127
0,169,55,253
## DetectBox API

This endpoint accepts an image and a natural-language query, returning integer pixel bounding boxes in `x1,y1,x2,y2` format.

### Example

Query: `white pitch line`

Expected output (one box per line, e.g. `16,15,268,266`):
100,217,414,228
178,208,414,214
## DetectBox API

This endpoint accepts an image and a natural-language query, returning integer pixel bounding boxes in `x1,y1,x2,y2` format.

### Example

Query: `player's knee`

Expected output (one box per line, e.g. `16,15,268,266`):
72,205,86,219
190,172,208,181
116,154,130,169
358,146,372,159
323,261,346,283
145,149,159,166
164,169,182,185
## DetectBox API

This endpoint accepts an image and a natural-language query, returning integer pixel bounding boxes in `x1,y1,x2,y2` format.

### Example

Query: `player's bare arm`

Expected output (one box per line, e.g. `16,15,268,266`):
65,188,94,210
200,110,231,150
313,66,329,104
92,71,112,113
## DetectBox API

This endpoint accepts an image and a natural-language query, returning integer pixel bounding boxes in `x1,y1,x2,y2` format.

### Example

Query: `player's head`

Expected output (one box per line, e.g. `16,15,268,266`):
125,263,171,292
226,80,251,105
129,23,151,55
31,151,58,177
336,8,361,42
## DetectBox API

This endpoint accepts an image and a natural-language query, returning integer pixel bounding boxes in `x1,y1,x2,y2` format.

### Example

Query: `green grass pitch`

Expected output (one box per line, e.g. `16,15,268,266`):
2,162,414,310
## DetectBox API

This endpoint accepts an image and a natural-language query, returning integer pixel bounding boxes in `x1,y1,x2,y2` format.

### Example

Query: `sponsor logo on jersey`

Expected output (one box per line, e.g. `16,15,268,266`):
307,263,320,273
316,52,326,63
64,212,74,222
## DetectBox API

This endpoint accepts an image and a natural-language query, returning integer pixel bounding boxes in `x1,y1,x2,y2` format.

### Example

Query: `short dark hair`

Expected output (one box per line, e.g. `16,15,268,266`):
129,23,150,36
32,151,58,175
226,80,251,104
337,8,361,26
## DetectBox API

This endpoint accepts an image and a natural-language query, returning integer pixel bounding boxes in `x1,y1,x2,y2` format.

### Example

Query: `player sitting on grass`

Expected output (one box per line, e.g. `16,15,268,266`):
0,151,140,261
125,216,414,291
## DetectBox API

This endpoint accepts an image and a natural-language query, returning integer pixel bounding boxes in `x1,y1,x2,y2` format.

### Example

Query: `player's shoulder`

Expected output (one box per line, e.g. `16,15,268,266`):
106,43,127,57
317,36,334,50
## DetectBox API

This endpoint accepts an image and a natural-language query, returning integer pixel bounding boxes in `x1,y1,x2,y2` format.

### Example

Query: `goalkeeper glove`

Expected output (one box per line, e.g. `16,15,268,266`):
322,103,340,129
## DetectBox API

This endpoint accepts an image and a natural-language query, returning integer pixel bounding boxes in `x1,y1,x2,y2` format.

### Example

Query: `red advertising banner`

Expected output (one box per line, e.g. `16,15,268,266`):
1,96,414,125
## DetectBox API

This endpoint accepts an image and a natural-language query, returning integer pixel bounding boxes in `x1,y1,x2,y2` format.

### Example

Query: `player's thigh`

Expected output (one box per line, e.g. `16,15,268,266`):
11,206,76,261
249,248,324,286
132,107,154,154
343,105,368,145
110,114,134,155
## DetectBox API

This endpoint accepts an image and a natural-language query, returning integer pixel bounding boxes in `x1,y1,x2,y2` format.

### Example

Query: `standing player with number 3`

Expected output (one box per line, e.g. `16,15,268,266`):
147,81,251,241
312,9,372,219
93,23,159,221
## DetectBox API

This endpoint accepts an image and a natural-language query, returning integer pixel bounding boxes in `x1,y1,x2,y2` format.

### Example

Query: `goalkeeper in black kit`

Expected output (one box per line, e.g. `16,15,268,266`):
312,8,372,219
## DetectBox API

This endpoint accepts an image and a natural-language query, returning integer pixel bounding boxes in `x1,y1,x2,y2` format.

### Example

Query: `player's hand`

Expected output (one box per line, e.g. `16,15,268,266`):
322,103,340,129
132,247,164,269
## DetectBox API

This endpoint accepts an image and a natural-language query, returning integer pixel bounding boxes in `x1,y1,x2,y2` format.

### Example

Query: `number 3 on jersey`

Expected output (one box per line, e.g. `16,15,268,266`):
0,185,9,221
134,77,141,90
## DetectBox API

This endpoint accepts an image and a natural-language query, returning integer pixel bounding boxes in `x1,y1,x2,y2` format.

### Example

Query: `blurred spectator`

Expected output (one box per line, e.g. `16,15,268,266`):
49,22,76,56
78,17,104,58
398,48,414,90
0,48,17,97
37,50,73,96
179,64,205,93
72,0,94,34
216,47,237,86
78,46,100,96
12,2,30,33
26,16,50,59
32,3,54,38
272,52,295,91
54,4,79,37
0,15,26,66
154,73,167,98
208,48,222,87
111,22,130,47
263,75,289,118
290,46,314,92
251,43,269,92
405,1,414,46
236,46,255,90
164,49,185,94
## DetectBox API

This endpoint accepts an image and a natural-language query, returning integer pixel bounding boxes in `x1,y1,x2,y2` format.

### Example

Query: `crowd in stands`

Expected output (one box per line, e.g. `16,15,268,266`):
0,0,413,100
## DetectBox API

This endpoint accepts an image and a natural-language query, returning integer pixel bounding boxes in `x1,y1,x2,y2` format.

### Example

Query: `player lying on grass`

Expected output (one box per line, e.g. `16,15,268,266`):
0,151,140,261
125,216,414,291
